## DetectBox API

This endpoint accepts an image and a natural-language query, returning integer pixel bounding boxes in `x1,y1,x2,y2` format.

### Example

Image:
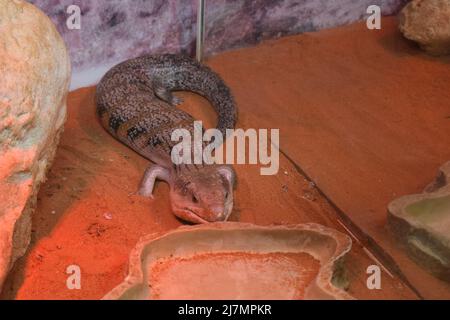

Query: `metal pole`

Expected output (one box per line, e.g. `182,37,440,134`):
196,0,205,62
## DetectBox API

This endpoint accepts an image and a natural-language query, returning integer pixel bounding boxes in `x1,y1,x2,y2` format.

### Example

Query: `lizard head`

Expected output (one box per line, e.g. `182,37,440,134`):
170,165,235,224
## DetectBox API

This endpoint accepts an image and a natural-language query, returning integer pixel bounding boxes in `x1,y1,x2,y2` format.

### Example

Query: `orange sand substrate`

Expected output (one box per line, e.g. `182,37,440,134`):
148,252,320,300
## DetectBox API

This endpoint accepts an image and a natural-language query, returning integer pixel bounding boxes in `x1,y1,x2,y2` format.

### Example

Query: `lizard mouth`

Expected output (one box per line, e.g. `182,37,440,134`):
172,203,230,224
177,207,210,224
180,207,231,224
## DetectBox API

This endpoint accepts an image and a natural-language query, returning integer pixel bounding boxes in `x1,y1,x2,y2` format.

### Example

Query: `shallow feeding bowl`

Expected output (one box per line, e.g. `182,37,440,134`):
103,222,354,300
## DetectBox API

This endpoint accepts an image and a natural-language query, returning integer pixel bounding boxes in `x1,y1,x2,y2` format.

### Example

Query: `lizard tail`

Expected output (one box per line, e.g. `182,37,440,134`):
152,54,238,137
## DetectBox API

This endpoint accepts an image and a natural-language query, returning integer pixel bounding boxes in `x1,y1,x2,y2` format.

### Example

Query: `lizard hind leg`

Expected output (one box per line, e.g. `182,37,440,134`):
138,165,171,198
154,81,184,106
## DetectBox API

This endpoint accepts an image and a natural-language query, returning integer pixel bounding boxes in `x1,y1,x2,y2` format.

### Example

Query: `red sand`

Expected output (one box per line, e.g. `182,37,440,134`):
0,17,431,300
148,252,320,300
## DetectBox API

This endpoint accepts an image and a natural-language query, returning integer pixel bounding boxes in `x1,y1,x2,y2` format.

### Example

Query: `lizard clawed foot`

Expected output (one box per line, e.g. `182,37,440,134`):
137,165,170,200
137,188,155,199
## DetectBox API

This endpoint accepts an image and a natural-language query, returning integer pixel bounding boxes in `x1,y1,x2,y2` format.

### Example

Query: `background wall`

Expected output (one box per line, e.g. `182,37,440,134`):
28,0,408,90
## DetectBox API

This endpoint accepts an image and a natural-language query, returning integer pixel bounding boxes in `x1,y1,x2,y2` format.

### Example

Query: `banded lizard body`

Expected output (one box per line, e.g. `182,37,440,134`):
95,54,237,224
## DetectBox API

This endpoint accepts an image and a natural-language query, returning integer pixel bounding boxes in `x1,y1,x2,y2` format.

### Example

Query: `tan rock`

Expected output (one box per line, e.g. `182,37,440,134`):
0,0,70,291
399,0,450,55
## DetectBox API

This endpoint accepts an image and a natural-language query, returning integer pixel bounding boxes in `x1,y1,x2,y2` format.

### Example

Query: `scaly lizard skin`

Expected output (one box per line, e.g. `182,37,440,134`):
95,54,237,223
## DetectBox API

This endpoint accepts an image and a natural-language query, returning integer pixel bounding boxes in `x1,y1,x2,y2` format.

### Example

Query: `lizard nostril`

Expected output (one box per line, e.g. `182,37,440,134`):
210,206,225,220
192,195,198,203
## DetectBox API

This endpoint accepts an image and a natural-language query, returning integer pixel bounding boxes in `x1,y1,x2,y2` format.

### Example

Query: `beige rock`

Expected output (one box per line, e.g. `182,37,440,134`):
0,0,70,291
399,0,450,55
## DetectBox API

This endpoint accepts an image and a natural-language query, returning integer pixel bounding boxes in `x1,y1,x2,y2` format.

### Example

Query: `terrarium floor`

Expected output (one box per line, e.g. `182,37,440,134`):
2,16,448,300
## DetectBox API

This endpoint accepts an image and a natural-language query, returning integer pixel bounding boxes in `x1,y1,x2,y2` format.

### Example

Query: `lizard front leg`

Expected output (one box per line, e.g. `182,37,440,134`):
138,165,171,198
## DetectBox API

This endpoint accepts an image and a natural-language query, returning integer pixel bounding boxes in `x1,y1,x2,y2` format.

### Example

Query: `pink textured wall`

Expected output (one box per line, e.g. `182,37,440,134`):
28,0,407,74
